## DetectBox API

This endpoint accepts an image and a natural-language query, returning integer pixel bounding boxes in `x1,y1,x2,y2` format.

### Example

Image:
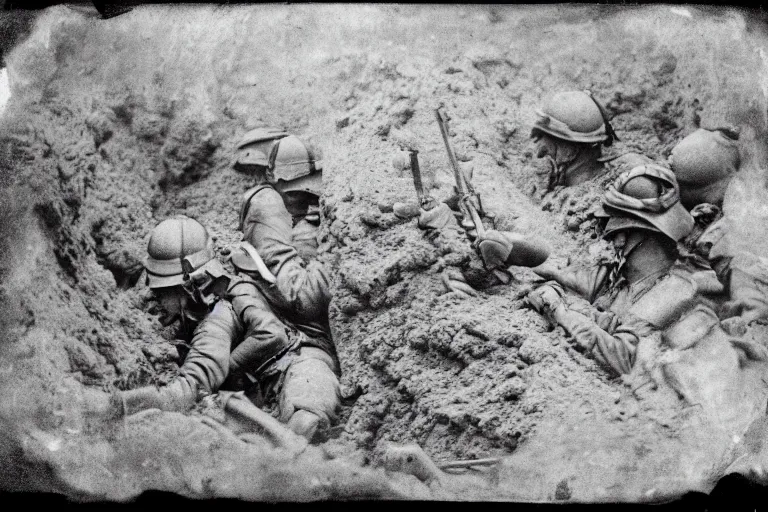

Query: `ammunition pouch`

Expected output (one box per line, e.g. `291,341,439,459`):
628,271,699,329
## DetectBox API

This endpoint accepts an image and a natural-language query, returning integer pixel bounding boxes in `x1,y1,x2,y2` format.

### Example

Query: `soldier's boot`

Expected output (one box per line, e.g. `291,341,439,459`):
286,409,322,440
119,378,198,416
478,230,551,270
278,347,341,442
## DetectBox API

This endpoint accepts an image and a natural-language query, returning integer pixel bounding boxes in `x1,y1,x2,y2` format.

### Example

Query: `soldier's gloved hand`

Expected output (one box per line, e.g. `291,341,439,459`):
441,268,478,298
689,203,721,226
417,203,461,232
526,283,565,316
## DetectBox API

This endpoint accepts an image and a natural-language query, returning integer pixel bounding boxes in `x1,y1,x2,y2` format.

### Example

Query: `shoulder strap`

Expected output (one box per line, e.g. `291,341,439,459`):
238,184,274,232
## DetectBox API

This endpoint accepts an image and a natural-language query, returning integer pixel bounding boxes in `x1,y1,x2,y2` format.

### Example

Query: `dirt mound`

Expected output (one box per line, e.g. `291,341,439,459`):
1,4,768,502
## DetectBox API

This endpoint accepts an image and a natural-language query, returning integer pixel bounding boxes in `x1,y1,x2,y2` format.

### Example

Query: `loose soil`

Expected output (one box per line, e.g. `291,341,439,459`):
1,4,768,502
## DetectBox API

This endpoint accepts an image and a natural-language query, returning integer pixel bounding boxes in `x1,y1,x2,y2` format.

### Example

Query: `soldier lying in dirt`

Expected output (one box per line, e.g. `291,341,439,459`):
83,214,335,445
528,164,768,376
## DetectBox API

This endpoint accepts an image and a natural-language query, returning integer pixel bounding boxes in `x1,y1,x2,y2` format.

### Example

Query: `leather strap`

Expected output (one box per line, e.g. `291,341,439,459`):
238,184,275,232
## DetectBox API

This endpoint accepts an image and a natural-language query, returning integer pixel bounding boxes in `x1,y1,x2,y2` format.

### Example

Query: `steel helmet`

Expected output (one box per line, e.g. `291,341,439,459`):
144,216,222,289
237,126,288,151
233,148,269,170
234,127,289,172
669,127,740,209
600,164,694,242
530,90,617,146
270,135,323,196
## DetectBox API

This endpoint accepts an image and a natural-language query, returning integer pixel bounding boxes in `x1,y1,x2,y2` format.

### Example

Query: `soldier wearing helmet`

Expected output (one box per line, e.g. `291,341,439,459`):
114,216,307,430
669,127,740,210
531,90,618,189
669,127,768,326
529,164,767,374
530,90,657,240
234,132,324,260
528,165,696,374
231,134,340,441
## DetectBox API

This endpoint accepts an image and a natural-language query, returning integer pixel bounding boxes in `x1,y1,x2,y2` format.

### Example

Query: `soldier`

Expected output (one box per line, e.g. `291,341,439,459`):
528,164,696,375
229,134,341,441
530,163,767,375
531,90,656,238
114,216,305,434
669,127,768,325
531,90,618,189
697,217,768,326
669,127,739,273
669,127,740,211
234,133,324,260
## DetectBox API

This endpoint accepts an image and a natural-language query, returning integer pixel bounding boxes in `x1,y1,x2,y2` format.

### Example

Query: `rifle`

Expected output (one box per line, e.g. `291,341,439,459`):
435,108,511,284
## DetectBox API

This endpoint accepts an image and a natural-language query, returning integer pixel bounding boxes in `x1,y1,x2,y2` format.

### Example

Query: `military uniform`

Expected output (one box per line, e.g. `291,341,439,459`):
669,127,767,324
235,183,340,431
129,278,297,410
537,262,698,375
697,216,768,325
120,217,298,416
531,164,699,376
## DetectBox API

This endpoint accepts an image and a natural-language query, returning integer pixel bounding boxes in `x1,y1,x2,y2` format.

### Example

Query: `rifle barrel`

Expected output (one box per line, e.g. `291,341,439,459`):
435,108,468,196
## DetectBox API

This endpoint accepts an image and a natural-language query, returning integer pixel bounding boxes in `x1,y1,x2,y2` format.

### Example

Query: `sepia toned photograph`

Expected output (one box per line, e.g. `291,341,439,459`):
1,1,767,505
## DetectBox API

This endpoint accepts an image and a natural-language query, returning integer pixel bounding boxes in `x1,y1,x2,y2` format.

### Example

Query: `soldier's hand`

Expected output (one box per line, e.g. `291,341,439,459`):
417,203,460,231
441,268,478,298
526,284,564,313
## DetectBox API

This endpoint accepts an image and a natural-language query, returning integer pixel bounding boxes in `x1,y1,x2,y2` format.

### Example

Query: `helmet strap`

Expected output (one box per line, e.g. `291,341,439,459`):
584,90,619,146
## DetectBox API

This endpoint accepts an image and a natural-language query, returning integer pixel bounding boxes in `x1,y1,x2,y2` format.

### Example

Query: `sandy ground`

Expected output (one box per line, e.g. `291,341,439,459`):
1,3,768,502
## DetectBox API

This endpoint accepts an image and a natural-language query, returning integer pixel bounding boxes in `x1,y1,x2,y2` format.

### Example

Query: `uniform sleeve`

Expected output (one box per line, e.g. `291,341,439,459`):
552,264,610,304
554,308,653,375
177,300,241,395
227,280,294,376
241,186,331,322
724,253,768,324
